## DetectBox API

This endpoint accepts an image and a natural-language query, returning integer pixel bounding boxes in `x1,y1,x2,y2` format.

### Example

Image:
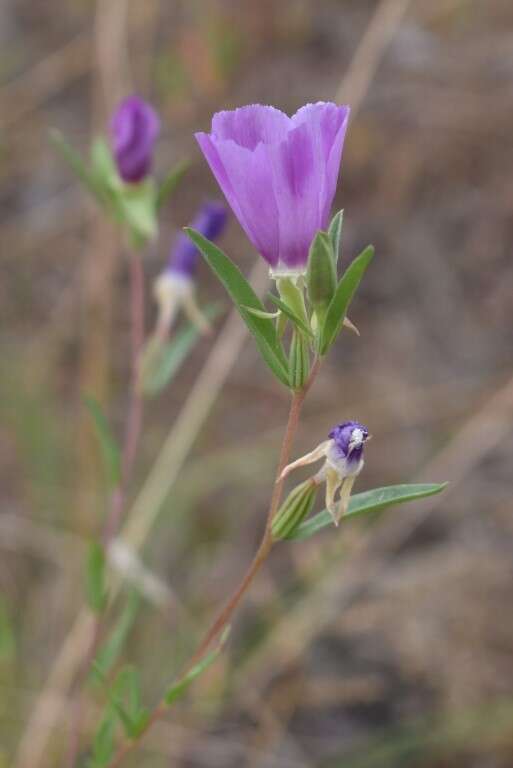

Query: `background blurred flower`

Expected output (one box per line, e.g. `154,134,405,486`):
196,102,349,276
110,95,160,183
153,201,227,338
168,201,227,279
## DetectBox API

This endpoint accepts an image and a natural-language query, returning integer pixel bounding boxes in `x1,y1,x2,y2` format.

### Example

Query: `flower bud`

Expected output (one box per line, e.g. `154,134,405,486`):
271,479,318,541
110,96,160,183
167,202,227,280
288,330,310,390
306,231,337,312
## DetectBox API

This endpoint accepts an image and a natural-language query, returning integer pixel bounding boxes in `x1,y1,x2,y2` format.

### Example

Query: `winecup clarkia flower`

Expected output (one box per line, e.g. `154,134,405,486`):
110,96,160,183
154,201,227,337
196,102,349,277
279,420,370,525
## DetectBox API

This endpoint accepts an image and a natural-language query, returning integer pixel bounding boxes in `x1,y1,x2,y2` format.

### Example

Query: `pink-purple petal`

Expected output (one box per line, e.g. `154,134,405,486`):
196,102,350,273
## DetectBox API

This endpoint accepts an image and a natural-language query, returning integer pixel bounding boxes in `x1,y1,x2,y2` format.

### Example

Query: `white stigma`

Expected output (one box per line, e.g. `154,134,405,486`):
348,428,364,452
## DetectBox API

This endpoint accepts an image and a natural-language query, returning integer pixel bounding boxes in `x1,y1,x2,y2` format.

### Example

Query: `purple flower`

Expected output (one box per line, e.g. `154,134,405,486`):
168,201,227,279
110,96,160,183
195,102,349,275
329,421,369,464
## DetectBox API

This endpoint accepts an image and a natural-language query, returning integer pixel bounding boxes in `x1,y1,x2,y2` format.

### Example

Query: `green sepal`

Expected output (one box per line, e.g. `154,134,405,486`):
328,209,344,266
164,626,230,706
288,329,310,390
277,278,309,325
243,306,281,320
83,395,121,488
85,541,108,614
268,294,314,339
157,159,190,209
306,231,337,310
90,137,119,193
271,479,318,540
286,482,448,540
185,228,290,387
117,179,159,244
319,244,374,355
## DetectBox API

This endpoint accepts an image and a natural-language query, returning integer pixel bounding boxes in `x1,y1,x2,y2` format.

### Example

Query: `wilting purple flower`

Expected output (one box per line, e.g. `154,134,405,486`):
328,421,369,470
280,418,369,526
110,96,160,183
153,201,227,338
195,102,349,275
167,201,227,279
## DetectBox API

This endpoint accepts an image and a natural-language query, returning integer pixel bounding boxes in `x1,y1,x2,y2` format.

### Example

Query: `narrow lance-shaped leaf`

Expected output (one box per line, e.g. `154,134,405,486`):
164,627,230,706
84,395,121,487
328,209,344,266
320,245,374,355
92,593,140,684
286,482,448,541
89,711,116,767
185,228,290,386
49,129,103,203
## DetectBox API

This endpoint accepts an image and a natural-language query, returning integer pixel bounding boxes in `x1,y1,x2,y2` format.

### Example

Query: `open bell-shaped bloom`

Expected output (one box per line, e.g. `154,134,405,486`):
195,102,349,277
110,96,160,183
153,201,227,338
279,420,370,525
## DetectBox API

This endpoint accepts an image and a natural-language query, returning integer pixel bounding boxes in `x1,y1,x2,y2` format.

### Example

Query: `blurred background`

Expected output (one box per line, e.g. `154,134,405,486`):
1,0,513,766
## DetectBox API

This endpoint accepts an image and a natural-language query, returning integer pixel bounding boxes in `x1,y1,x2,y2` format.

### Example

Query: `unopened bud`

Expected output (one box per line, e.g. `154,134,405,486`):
271,479,318,541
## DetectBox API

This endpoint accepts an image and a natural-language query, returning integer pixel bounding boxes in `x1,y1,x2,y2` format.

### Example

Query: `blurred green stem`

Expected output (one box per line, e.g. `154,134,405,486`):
68,252,145,768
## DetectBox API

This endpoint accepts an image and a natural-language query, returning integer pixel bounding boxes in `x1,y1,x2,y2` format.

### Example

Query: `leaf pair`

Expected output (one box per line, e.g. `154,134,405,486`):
285,482,448,540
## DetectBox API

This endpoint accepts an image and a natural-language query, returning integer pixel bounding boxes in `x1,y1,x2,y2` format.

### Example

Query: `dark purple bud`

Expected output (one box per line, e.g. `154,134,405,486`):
110,95,160,183
329,421,369,462
167,201,227,279
195,102,349,275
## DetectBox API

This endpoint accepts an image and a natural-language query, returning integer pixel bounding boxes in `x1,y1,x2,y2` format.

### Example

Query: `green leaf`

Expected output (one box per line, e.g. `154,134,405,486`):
328,209,344,266
89,711,116,767
140,304,222,398
268,295,314,339
49,129,103,203
185,228,290,387
92,592,140,680
84,395,121,487
320,245,374,355
164,627,230,706
157,159,190,209
86,541,108,614
287,483,448,541
110,666,142,737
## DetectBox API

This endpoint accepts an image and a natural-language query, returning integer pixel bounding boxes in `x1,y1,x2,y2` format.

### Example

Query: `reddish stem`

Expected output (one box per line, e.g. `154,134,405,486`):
104,359,321,767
